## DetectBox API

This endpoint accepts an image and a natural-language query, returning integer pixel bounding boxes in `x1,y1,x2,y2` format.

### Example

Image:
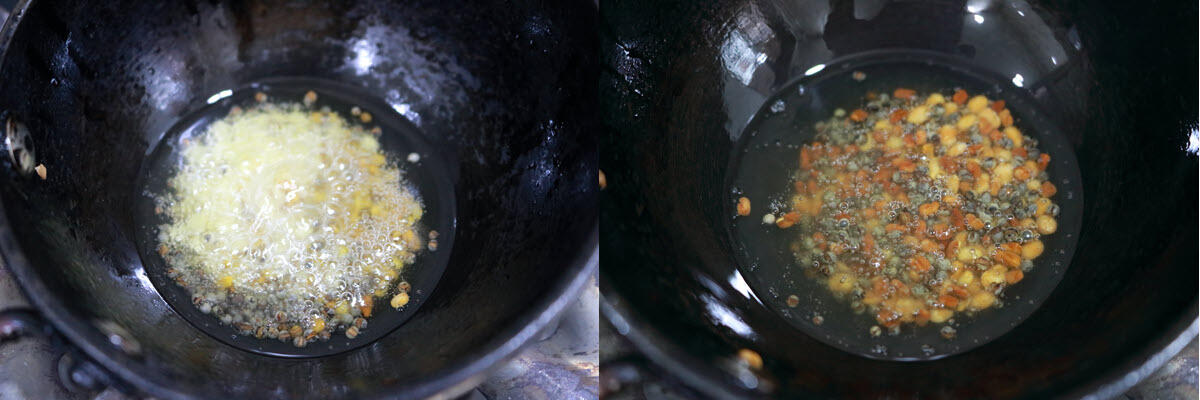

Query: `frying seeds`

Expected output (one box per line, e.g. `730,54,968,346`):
755,88,1059,333
156,95,424,346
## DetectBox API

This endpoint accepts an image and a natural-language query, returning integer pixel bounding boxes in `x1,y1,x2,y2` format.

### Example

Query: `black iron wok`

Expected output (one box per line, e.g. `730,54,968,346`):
599,0,1196,398
0,0,597,398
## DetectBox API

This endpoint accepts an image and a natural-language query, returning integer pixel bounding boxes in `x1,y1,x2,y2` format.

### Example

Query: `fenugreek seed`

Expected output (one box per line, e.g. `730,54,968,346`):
736,197,751,216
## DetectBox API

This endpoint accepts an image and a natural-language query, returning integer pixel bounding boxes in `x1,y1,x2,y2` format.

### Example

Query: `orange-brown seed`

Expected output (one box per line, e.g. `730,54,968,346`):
918,202,940,217
1005,269,1025,284
737,197,751,216
1041,182,1057,197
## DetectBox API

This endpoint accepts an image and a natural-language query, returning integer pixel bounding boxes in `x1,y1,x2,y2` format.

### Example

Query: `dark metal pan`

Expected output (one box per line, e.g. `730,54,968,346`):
0,0,598,398
599,0,1197,398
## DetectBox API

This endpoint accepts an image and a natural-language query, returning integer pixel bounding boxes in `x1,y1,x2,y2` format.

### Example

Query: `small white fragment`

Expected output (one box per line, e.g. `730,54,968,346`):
770,100,785,113
406,152,420,163
762,213,776,225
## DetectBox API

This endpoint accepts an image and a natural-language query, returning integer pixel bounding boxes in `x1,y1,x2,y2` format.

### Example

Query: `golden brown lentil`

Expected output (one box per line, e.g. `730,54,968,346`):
737,348,763,370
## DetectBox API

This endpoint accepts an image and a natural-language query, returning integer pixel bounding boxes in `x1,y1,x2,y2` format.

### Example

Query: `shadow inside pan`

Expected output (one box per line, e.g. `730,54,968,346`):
727,51,1083,360
132,77,456,358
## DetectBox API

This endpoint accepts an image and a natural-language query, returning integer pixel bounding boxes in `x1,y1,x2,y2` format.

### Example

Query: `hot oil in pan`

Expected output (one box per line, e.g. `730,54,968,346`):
132,78,456,358
727,57,1083,360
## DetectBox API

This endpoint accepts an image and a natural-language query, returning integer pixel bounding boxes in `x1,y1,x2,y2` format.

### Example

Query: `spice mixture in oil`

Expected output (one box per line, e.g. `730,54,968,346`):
740,88,1060,337
155,92,433,347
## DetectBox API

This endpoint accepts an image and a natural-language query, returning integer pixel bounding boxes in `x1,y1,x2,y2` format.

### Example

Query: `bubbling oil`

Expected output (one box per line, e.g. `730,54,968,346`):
153,94,428,347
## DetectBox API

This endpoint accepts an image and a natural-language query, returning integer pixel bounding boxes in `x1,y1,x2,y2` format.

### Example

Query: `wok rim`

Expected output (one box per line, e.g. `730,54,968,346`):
0,0,601,398
600,274,1198,399
0,202,598,400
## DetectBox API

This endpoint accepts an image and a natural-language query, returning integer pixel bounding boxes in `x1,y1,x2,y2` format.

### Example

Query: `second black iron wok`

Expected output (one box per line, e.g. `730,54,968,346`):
599,0,1197,398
